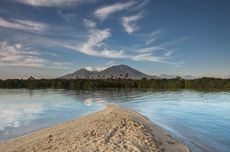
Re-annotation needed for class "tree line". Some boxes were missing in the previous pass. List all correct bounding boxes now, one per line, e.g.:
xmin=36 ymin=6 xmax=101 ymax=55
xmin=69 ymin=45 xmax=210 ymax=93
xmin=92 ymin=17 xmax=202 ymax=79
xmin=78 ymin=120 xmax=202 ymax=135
xmin=0 ymin=77 xmax=230 ymax=90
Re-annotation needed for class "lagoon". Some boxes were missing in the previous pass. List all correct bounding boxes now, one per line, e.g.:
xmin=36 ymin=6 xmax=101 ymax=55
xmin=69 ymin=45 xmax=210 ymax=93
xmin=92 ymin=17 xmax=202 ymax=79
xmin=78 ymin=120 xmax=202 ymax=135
xmin=0 ymin=89 xmax=230 ymax=152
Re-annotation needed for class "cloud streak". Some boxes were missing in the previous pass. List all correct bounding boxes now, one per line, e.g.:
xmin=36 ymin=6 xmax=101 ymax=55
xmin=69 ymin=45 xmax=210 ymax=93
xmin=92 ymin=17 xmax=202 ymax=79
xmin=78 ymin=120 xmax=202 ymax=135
xmin=0 ymin=41 xmax=46 ymax=67
xmin=0 ymin=41 xmax=70 ymax=68
xmin=83 ymin=19 xmax=96 ymax=29
xmin=65 ymin=29 xmax=126 ymax=58
xmin=58 ymin=10 xmax=75 ymax=21
xmin=133 ymin=53 xmax=165 ymax=62
xmin=145 ymin=30 xmax=163 ymax=45
xmin=0 ymin=17 xmax=47 ymax=32
xmin=84 ymin=66 xmax=106 ymax=71
xmin=84 ymin=61 xmax=115 ymax=72
xmin=139 ymin=46 xmax=165 ymax=53
xmin=94 ymin=1 xmax=136 ymax=20
xmin=122 ymin=13 xmax=143 ymax=34
xmin=14 ymin=0 xmax=91 ymax=7
xmin=64 ymin=27 xmax=169 ymax=63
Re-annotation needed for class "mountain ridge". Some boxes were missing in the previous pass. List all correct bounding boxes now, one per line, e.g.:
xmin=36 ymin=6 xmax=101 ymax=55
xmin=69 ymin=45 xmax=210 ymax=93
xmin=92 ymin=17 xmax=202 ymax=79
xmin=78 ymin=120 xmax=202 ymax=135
xmin=59 ymin=64 xmax=198 ymax=80
xmin=59 ymin=64 xmax=158 ymax=80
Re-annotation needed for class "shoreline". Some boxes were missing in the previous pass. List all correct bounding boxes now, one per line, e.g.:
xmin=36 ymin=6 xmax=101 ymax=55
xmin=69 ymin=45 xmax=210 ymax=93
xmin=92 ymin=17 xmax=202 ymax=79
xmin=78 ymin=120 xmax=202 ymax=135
xmin=0 ymin=105 xmax=190 ymax=152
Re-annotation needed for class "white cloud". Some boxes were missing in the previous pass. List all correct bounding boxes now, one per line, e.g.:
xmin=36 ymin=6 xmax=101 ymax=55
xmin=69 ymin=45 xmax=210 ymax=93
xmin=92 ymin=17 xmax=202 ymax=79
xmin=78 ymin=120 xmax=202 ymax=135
xmin=176 ymin=61 xmax=184 ymax=67
xmin=0 ymin=41 xmax=46 ymax=67
xmin=64 ymin=27 xmax=171 ymax=63
xmin=63 ymin=22 xmax=172 ymax=63
xmin=65 ymin=29 xmax=126 ymax=59
xmin=0 ymin=17 xmax=47 ymax=32
xmin=49 ymin=62 xmax=71 ymax=69
xmin=164 ymin=50 xmax=174 ymax=57
xmin=0 ymin=41 xmax=70 ymax=68
xmin=83 ymin=19 xmax=96 ymax=29
xmin=14 ymin=0 xmax=89 ymax=7
xmin=145 ymin=30 xmax=163 ymax=45
xmin=94 ymin=1 xmax=136 ymax=20
xmin=106 ymin=60 xmax=115 ymax=66
xmin=85 ymin=60 xmax=116 ymax=72
xmin=139 ymin=46 xmax=164 ymax=53
xmin=58 ymin=10 xmax=75 ymax=21
xmin=84 ymin=60 xmax=115 ymax=72
xmin=122 ymin=13 xmax=143 ymax=34
xmin=160 ymin=36 xmax=191 ymax=47
xmin=133 ymin=53 xmax=164 ymax=62
xmin=135 ymin=0 xmax=149 ymax=9
xmin=84 ymin=66 xmax=105 ymax=71
xmin=138 ymin=46 xmax=174 ymax=60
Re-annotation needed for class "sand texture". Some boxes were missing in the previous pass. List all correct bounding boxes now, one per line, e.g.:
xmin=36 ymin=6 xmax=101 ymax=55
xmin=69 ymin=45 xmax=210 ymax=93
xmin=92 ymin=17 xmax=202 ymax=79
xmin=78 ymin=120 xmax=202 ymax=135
xmin=0 ymin=105 xmax=190 ymax=152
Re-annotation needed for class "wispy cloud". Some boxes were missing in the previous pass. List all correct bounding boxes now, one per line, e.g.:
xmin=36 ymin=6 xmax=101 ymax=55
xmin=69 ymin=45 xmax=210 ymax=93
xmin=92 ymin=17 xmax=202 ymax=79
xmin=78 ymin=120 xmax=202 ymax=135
xmin=145 ymin=30 xmax=163 ymax=45
xmin=168 ymin=60 xmax=184 ymax=68
xmin=0 ymin=41 xmax=70 ymax=68
xmin=0 ymin=17 xmax=47 ymax=32
xmin=106 ymin=60 xmax=115 ymax=66
xmin=14 ymin=0 xmax=92 ymax=7
xmin=122 ymin=13 xmax=143 ymax=34
xmin=136 ymin=30 xmax=189 ymax=64
xmin=164 ymin=49 xmax=175 ymax=57
xmin=139 ymin=45 xmax=175 ymax=58
xmin=135 ymin=0 xmax=150 ymax=9
xmin=94 ymin=1 xmax=136 ymax=20
xmin=83 ymin=19 xmax=96 ymax=29
xmin=58 ymin=10 xmax=75 ymax=21
xmin=0 ymin=41 xmax=46 ymax=67
xmin=65 ymin=29 xmax=126 ymax=58
xmin=85 ymin=60 xmax=115 ymax=72
xmin=159 ymin=36 xmax=191 ymax=47
xmin=64 ymin=28 xmax=170 ymax=63
xmin=133 ymin=53 xmax=165 ymax=62
xmin=139 ymin=46 xmax=164 ymax=53
xmin=84 ymin=66 xmax=106 ymax=71
xmin=49 ymin=62 xmax=71 ymax=69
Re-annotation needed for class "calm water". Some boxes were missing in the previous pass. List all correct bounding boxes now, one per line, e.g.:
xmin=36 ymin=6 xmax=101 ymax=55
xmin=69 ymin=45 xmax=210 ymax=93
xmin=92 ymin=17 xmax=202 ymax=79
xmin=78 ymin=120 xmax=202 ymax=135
xmin=0 ymin=89 xmax=230 ymax=152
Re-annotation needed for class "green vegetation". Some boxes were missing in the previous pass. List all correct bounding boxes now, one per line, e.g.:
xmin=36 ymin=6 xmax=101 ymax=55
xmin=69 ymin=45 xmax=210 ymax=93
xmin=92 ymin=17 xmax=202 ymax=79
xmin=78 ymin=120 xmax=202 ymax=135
xmin=0 ymin=77 xmax=230 ymax=90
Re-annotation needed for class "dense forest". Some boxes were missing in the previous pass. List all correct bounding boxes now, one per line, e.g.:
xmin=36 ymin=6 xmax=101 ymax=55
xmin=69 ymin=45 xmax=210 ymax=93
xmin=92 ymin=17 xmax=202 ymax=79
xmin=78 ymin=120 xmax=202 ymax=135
xmin=0 ymin=77 xmax=230 ymax=90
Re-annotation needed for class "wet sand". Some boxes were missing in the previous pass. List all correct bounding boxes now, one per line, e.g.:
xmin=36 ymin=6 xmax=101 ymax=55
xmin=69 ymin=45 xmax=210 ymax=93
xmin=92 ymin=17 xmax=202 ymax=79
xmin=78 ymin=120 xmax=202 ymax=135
xmin=0 ymin=105 xmax=189 ymax=152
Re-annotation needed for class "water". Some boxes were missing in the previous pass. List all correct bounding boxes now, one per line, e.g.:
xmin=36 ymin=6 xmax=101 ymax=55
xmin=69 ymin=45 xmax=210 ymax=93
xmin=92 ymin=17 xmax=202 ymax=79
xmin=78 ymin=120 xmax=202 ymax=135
xmin=0 ymin=89 xmax=230 ymax=152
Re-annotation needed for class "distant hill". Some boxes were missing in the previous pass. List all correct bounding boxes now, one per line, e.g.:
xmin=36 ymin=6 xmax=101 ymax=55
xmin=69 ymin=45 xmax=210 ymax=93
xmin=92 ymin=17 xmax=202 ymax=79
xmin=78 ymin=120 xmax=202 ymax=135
xmin=59 ymin=68 xmax=95 ymax=79
xmin=183 ymin=75 xmax=196 ymax=80
xmin=159 ymin=74 xmax=177 ymax=79
xmin=159 ymin=74 xmax=196 ymax=80
xmin=59 ymin=64 xmax=158 ymax=80
xmin=224 ymin=75 xmax=230 ymax=79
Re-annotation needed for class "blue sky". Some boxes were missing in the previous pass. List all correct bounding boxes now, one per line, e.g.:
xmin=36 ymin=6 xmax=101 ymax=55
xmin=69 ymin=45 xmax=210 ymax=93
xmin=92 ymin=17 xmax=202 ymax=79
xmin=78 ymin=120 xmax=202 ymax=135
xmin=0 ymin=0 xmax=230 ymax=79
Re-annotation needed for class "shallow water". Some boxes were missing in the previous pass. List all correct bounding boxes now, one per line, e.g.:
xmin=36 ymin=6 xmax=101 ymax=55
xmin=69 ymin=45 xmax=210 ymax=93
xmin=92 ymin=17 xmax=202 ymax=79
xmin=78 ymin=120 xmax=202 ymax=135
xmin=0 ymin=89 xmax=230 ymax=152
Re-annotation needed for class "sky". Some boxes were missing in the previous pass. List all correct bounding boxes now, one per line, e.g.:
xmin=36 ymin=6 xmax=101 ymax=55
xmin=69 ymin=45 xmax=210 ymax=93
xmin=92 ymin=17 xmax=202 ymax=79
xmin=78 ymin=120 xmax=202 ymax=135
xmin=0 ymin=0 xmax=230 ymax=79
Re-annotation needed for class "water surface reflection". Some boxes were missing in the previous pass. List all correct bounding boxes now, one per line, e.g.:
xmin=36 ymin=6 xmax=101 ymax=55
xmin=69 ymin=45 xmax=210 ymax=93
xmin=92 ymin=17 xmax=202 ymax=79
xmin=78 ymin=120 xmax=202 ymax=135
xmin=0 ymin=89 xmax=230 ymax=152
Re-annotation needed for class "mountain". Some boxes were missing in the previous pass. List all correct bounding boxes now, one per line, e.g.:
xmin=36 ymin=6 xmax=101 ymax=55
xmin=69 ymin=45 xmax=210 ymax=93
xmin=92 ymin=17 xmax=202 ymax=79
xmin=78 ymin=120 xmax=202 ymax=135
xmin=59 ymin=68 xmax=96 ymax=79
xmin=93 ymin=64 xmax=158 ymax=79
xmin=159 ymin=74 xmax=177 ymax=79
xmin=183 ymin=75 xmax=196 ymax=80
xmin=59 ymin=65 xmax=158 ymax=80
xmin=224 ymin=75 xmax=230 ymax=79
xmin=159 ymin=74 xmax=196 ymax=79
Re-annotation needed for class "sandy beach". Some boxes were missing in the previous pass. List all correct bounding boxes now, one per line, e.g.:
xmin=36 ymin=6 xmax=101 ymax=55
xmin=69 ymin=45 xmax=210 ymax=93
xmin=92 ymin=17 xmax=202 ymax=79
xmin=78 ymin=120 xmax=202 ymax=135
xmin=0 ymin=105 xmax=189 ymax=152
